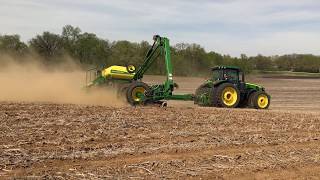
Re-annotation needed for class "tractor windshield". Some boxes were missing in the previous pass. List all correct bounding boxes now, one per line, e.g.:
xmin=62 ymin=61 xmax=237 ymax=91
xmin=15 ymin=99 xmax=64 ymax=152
xmin=223 ymin=69 xmax=239 ymax=81
xmin=211 ymin=68 xmax=241 ymax=81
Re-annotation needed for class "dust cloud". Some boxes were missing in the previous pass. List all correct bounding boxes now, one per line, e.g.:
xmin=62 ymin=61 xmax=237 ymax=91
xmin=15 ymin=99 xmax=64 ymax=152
xmin=0 ymin=55 xmax=125 ymax=106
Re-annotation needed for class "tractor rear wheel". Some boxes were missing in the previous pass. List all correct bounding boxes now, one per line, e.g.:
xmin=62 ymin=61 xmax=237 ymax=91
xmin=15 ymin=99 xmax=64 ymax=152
xmin=214 ymin=83 xmax=240 ymax=108
xmin=252 ymin=91 xmax=270 ymax=109
xmin=126 ymin=81 xmax=150 ymax=106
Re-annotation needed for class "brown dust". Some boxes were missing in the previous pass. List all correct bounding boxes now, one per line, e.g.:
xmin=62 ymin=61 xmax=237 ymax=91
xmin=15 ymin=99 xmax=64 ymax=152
xmin=0 ymin=55 xmax=124 ymax=106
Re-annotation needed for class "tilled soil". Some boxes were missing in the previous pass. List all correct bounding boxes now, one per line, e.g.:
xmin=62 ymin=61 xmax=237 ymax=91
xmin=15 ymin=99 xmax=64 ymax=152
xmin=1 ymin=102 xmax=320 ymax=179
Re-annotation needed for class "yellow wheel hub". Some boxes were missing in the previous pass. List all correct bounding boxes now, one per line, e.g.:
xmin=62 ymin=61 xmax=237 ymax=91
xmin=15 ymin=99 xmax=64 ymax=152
xmin=131 ymin=87 xmax=145 ymax=102
xmin=257 ymin=94 xmax=269 ymax=109
xmin=221 ymin=87 xmax=238 ymax=106
xmin=127 ymin=65 xmax=136 ymax=72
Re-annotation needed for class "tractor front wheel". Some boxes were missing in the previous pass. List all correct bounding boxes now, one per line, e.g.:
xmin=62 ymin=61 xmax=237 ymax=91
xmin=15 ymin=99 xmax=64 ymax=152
xmin=214 ymin=83 xmax=240 ymax=108
xmin=252 ymin=91 xmax=270 ymax=109
xmin=126 ymin=82 xmax=150 ymax=106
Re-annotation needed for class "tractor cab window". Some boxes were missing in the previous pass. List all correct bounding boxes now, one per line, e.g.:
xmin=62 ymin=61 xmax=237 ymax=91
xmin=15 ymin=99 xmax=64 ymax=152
xmin=223 ymin=69 xmax=239 ymax=81
xmin=212 ymin=70 xmax=223 ymax=81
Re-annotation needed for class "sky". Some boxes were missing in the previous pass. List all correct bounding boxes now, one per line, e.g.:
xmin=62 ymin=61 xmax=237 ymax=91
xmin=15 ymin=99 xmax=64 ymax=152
xmin=0 ymin=0 xmax=319 ymax=56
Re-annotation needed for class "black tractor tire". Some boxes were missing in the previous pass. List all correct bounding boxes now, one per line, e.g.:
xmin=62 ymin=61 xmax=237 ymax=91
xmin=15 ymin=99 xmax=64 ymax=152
xmin=246 ymin=92 xmax=256 ymax=108
xmin=238 ymin=91 xmax=255 ymax=108
xmin=126 ymin=81 xmax=150 ymax=106
xmin=252 ymin=91 xmax=271 ymax=109
xmin=237 ymin=98 xmax=248 ymax=108
xmin=213 ymin=83 xmax=240 ymax=108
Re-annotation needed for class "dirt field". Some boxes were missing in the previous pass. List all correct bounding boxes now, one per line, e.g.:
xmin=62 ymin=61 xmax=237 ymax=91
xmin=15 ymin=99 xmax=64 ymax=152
xmin=1 ymin=76 xmax=320 ymax=179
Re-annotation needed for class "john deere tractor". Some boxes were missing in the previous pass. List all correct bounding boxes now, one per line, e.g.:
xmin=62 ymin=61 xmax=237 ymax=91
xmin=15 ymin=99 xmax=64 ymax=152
xmin=86 ymin=35 xmax=270 ymax=109
xmin=194 ymin=66 xmax=270 ymax=109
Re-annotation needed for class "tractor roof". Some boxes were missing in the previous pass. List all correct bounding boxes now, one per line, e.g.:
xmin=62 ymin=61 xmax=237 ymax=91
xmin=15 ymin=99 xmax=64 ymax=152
xmin=211 ymin=66 xmax=241 ymax=71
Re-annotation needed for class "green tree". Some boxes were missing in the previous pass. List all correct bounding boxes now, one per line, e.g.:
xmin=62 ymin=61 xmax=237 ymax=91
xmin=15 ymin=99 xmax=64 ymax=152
xmin=3 ymin=24 xmax=320 ymax=75
xmin=29 ymin=32 xmax=64 ymax=60
xmin=0 ymin=35 xmax=28 ymax=55
xmin=109 ymin=41 xmax=141 ymax=67
xmin=252 ymin=54 xmax=274 ymax=71
xmin=207 ymin=51 xmax=223 ymax=66
xmin=75 ymin=33 xmax=111 ymax=66
xmin=62 ymin=25 xmax=81 ymax=57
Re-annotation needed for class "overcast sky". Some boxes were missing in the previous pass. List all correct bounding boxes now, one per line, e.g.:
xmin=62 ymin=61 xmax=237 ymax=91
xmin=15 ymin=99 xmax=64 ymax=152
xmin=0 ymin=0 xmax=319 ymax=56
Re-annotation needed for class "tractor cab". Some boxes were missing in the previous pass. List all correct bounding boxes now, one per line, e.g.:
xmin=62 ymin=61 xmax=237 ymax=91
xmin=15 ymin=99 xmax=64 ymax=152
xmin=211 ymin=66 xmax=244 ymax=83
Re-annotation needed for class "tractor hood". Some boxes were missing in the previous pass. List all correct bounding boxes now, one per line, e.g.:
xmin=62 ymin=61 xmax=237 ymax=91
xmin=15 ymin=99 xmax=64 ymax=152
xmin=245 ymin=82 xmax=264 ymax=91
xmin=202 ymin=80 xmax=265 ymax=91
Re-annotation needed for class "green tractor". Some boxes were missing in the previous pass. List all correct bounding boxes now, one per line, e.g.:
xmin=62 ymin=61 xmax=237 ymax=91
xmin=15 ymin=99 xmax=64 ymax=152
xmin=86 ymin=35 xmax=270 ymax=109
xmin=194 ymin=66 xmax=270 ymax=109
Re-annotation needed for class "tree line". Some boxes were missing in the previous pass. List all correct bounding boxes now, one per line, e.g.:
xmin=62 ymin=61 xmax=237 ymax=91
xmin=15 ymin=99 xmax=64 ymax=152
xmin=1 ymin=25 xmax=320 ymax=75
